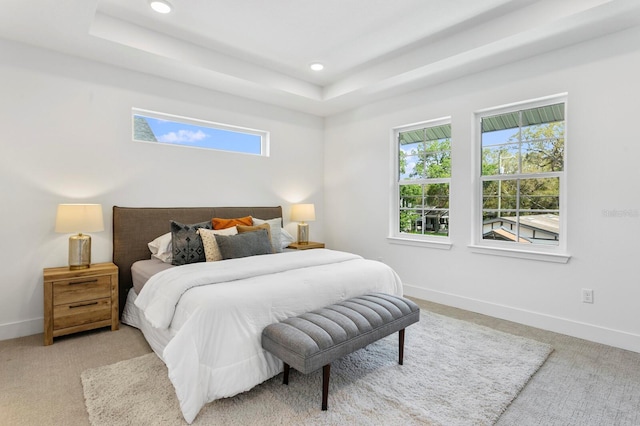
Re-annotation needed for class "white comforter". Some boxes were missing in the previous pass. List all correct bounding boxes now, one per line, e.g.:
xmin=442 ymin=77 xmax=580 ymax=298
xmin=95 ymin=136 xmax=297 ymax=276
xmin=135 ymin=249 xmax=403 ymax=424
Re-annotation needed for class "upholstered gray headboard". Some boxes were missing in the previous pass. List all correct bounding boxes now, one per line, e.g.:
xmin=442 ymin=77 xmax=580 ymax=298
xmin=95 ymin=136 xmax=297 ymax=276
xmin=112 ymin=206 xmax=283 ymax=317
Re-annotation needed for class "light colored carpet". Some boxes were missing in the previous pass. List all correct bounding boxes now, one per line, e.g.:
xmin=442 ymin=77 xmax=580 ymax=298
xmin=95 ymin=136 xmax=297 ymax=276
xmin=81 ymin=310 xmax=552 ymax=425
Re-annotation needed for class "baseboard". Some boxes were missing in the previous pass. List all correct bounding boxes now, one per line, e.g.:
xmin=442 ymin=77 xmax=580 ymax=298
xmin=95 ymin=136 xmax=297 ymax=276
xmin=0 ymin=317 xmax=42 ymax=342
xmin=5 ymin=290 xmax=639 ymax=353
xmin=404 ymin=284 xmax=640 ymax=354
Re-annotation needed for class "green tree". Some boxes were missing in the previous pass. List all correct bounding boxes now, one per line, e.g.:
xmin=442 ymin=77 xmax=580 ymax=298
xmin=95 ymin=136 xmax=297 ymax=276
xmin=399 ymin=185 xmax=421 ymax=232
xmin=482 ymin=121 xmax=563 ymax=217
xmin=521 ymin=121 xmax=564 ymax=173
xmin=409 ymin=139 xmax=451 ymax=179
xmin=400 ymin=138 xmax=451 ymax=234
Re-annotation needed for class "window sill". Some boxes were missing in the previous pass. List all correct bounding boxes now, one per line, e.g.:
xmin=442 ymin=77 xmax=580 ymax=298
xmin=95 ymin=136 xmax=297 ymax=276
xmin=468 ymin=244 xmax=571 ymax=263
xmin=387 ymin=236 xmax=452 ymax=250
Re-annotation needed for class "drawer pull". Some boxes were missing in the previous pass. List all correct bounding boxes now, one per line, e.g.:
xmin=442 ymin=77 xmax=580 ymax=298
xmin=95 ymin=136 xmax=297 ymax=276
xmin=69 ymin=301 xmax=99 ymax=309
xmin=69 ymin=279 xmax=99 ymax=285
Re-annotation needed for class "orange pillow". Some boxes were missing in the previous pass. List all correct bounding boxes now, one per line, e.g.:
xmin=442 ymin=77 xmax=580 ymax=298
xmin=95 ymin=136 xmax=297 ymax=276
xmin=236 ymin=223 xmax=273 ymax=253
xmin=212 ymin=216 xmax=253 ymax=230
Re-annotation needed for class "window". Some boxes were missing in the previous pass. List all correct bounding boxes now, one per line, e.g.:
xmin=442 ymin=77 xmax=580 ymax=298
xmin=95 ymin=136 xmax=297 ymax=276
xmin=132 ymin=108 xmax=269 ymax=156
xmin=474 ymin=95 xmax=567 ymax=261
xmin=392 ymin=118 xmax=451 ymax=243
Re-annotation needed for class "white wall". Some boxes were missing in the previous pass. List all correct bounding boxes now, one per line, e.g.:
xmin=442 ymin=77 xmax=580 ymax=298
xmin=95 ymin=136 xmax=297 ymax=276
xmin=0 ymin=39 xmax=325 ymax=340
xmin=324 ymin=27 xmax=640 ymax=353
xmin=4 ymin=26 xmax=640 ymax=353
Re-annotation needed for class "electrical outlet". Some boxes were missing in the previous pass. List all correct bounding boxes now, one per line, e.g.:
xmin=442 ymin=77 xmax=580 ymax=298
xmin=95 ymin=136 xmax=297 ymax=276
xmin=582 ymin=288 xmax=594 ymax=304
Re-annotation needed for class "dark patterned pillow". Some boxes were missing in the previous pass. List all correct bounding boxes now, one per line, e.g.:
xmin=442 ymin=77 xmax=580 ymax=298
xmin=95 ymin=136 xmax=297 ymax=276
xmin=171 ymin=220 xmax=212 ymax=266
xmin=214 ymin=229 xmax=273 ymax=260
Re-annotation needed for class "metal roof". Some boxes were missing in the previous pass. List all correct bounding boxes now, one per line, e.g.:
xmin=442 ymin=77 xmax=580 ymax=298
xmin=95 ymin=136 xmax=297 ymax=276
xmin=399 ymin=103 xmax=563 ymax=144
xmin=482 ymin=103 xmax=564 ymax=133
xmin=399 ymin=124 xmax=451 ymax=145
xmin=487 ymin=214 xmax=559 ymax=235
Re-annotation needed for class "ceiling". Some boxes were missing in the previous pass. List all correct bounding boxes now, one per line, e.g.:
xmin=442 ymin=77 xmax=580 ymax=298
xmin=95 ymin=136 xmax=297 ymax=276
xmin=1 ymin=0 xmax=640 ymax=116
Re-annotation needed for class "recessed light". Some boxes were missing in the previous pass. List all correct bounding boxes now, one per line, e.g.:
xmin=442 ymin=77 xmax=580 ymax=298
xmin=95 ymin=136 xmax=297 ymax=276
xmin=310 ymin=63 xmax=324 ymax=71
xmin=150 ymin=0 xmax=172 ymax=14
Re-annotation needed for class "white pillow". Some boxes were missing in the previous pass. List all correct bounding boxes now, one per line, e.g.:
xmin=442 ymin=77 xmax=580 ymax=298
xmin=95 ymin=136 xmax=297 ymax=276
xmin=252 ymin=217 xmax=284 ymax=253
xmin=280 ymin=227 xmax=295 ymax=249
xmin=148 ymin=232 xmax=173 ymax=263
xmin=198 ymin=227 xmax=238 ymax=261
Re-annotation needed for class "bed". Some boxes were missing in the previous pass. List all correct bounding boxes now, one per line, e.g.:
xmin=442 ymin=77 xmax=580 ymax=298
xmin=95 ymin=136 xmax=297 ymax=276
xmin=112 ymin=206 xmax=404 ymax=424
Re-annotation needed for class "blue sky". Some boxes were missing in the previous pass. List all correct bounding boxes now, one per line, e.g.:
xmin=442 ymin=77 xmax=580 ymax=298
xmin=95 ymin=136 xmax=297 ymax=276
xmin=138 ymin=115 xmax=263 ymax=155
xmin=481 ymin=128 xmax=518 ymax=146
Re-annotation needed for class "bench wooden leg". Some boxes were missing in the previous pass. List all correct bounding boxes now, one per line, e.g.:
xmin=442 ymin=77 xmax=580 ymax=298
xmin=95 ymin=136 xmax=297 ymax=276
xmin=283 ymin=363 xmax=290 ymax=385
xmin=399 ymin=328 xmax=405 ymax=365
xmin=322 ymin=364 xmax=330 ymax=410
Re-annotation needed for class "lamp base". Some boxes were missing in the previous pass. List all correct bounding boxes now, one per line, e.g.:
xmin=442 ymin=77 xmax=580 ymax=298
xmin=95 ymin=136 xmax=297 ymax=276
xmin=297 ymin=222 xmax=309 ymax=244
xmin=69 ymin=233 xmax=91 ymax=269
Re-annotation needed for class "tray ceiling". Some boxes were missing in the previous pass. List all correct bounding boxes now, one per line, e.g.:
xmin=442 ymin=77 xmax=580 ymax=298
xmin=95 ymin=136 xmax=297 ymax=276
xmin=1 ymin=0 xmax=639 ymax=116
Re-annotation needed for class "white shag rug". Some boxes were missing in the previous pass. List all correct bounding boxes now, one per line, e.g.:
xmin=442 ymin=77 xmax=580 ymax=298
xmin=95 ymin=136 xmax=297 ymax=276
xmin=81 ymin=310 xmax=552 ymax=426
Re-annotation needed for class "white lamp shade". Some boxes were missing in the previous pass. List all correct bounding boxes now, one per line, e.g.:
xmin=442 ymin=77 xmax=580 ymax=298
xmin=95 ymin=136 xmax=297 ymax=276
xmin=291 ymin=204 xmax=316 ymax=222
xmin=55 ymin=204 xmax=104 ymax=234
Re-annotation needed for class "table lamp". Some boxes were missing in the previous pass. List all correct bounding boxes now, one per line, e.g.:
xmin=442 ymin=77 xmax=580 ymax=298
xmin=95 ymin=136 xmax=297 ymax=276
xmin=291 ymin=203 xmax=315 ymax=244
xmin=55 ymin=204 xmax=104 ymax=269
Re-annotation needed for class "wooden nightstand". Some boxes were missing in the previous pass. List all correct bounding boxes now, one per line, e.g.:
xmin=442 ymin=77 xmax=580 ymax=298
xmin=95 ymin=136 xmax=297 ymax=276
xmin=287 ymin=242 xmax=325 ymax=250
xmin=43 ymin=262 xmax=119 ymax=345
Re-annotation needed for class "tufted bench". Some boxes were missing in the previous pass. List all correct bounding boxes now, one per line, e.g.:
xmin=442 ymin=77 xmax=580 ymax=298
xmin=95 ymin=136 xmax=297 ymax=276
xmin=261 ymin=293 xmax=420 ymax=410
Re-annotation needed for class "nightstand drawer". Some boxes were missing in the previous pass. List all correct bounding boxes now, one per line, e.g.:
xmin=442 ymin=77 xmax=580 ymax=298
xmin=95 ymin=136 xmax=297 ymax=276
xmin=52 ymin=275 xmax=111 ymax=305
xmin=53 ymin=298 xmax=111 ymax=330
xmin=44 ymin=262 xmax=119 ymax=345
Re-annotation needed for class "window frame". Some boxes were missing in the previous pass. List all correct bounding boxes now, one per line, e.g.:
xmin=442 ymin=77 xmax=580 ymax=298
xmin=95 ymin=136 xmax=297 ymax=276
xmin=132 ymin=108 xmax=270 ymax=156
xmin=470 ymin=94 xmax=570 ymax=263
xmin=389 ymin=117 xmax=453 ymax=250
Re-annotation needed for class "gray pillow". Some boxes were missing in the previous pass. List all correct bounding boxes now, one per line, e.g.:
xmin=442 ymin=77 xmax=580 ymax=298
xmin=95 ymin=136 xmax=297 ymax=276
xmin=215 ymin=229 xmax=273 ymax=260
xmin=171 ymin=220 xmax=212 ymax=266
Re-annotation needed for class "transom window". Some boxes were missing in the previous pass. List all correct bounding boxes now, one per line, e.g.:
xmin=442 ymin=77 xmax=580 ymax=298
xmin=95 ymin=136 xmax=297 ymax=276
xmin=132 ymin=108 xmax=269 ymax=156
xmin=394 ymin=119 xmax=451 ymax=240
xmin=477 ymin=97 xmax=566 ymax=251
